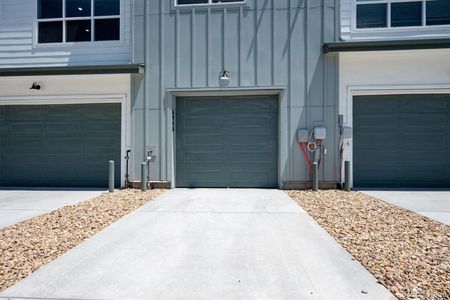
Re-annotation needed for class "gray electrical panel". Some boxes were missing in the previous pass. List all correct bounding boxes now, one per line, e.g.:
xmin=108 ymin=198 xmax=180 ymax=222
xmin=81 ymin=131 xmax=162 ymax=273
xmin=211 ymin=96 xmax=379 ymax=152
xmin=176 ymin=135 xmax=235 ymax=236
xmin=341 ymin=126 xmax=352 ymax=139
xmin=297 ymin=129 xmax=309 ymax=143
xmin=314 ymin=127 xmax=327 ymax=140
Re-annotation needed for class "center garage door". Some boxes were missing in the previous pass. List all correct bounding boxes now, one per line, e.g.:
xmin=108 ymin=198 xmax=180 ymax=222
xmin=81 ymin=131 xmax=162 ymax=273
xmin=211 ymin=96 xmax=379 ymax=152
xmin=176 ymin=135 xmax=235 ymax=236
xmin=0 ymin=103 xmax=121 ymax=187
xmin=353 ymin=94 xmax=450 ymax=188
xmin=176 ymin=96 xmax=278 ymax=188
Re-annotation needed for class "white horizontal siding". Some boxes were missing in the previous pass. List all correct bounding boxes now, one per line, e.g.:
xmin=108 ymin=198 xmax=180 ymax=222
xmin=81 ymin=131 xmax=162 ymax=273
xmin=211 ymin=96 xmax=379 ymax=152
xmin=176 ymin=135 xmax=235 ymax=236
xmin=341 ymin=0 xmax=450 ymax=41
xmin=0 ymin=0 xmax=131 ymax=68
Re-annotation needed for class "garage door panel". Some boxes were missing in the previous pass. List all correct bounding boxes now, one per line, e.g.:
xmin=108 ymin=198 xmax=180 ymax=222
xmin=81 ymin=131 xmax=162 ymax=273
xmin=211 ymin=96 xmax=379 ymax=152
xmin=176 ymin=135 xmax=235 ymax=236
xmin=8 ymin=122 xmax=46 ymax=136
xmin=354 ymin=95 xmax=450 ymax=188
xmin=46 ymin=122 xmax=82 ymax=136
xmin=176 ymin=96 xmax=278 ymax=188
xmin=184 ymin=152 xmax=224 ymax=162
xmin=0 ymin=103 xmax=121 ymax=187
xmin=46 ymin=105 xmax=83 ymax=119
xmin=402 ymin=98 xmax=448 ymax=113
xmin=184 ymin=134 xmax=224 ymax=146
xmin=7 ymin=106 xmax=45 ymax=121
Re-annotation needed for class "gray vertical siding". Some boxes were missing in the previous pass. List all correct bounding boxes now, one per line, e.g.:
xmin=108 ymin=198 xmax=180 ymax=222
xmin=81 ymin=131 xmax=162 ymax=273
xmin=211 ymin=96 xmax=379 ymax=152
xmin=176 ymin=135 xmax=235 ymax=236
xmin=131 ymin=0 xmax=340 ymax=186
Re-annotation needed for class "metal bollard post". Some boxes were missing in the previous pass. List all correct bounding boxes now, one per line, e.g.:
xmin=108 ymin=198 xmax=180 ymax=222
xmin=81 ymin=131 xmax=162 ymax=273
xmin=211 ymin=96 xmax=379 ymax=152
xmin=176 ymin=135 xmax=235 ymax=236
xmin=108 ymin=160 xmax=114 ymax=193
xmin=312 ymin=162 xmax=319 ymax=191
xmin=344 ymin=160 xmax=351 ymax=192
xmin=141 ymin=162 xmax=147 ymax=192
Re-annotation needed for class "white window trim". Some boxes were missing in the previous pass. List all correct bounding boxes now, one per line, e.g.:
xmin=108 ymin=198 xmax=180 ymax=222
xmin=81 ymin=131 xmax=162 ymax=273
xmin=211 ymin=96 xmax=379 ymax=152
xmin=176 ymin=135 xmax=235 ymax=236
xmin=34 ymin=0 xmax=125 ymax=48
xmin=174 ymin=0 xmax=246 ymax=8
xmin=351 ymin=0 xmax=450 ymax=32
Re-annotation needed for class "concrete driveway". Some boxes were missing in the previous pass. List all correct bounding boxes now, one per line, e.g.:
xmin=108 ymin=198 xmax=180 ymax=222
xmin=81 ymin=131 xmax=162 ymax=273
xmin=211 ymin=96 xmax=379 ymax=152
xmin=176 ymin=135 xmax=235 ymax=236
xmin=0 ymin=188 xmax=105 ymax=229
xmin=1 ymin=189 xmax=393 ymax=300
xmin=362 ymin=190 xmax=450 ymax=226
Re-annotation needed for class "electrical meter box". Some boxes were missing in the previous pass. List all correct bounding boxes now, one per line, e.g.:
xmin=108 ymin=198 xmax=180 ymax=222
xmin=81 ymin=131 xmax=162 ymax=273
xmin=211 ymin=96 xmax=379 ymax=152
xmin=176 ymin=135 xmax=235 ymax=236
xmin=297 ymin=129 xmax=309 ymax=143
xmin=341 ymin=126 xmax=352 ymax=139
xmin=314 ymin=127 xmax=327 ymax=140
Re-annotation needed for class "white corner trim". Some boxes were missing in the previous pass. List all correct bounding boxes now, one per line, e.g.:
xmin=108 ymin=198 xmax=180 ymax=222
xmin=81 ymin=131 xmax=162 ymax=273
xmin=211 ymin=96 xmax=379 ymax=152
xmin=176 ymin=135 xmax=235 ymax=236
xmin=0 ymin=93 xmax=130 ymax=188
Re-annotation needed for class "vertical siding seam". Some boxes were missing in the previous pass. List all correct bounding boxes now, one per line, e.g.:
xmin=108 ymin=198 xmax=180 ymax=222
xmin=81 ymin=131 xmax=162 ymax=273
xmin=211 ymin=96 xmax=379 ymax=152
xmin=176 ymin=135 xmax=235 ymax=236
xmin=270 ymin=0 xmax=274 ymax=86
xmin=207 ymin=8 xmax=211 ymax=87
xmin=287 ymin=0 xmax=292 ymax=179
xmin=322 ymin=0 xmax=326 ymax=181
xmin=143 ymin=0 xmax=149 ymax=160
xmin=238 ymin=6 xmax=242 ymax=86
xmin=160 ymin=0 xmax=166 ymax=179
xmin=222 ymin=8 xmax=226 ymax=71
xmin=304 ymin=0 xmax=309 ymax=181
xmin=304 ymin=0 xmax=308 ymax=129
xmin=254 ymin=0 xmax=258 ymax=86
xmin=175 ymin=9 xmax=179 ymax=87
xmin=130 ymin=0 xmax=134 ymax=63
xmin=191 ymin=8 xmax=195 ymax=87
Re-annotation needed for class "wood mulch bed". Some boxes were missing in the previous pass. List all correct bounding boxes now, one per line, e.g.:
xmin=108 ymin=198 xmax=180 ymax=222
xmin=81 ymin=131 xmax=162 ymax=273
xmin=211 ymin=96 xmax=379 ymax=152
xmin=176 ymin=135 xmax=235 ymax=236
xmin=287 ymin=190 xmax=449 ymax=300
xmin=0 ymin=189 xmax=164 ymax=292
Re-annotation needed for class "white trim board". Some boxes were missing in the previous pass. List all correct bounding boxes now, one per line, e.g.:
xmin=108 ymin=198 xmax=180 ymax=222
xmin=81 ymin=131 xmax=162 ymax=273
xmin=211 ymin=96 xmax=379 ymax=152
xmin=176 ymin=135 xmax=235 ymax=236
xmin=0 ymin=93 xmax=130 ymax=188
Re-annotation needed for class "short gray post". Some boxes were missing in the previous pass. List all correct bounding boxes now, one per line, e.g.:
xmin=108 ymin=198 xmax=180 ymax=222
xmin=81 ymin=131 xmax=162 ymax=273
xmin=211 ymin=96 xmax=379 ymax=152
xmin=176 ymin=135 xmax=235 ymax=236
xmin=141 ymin=162 xmax=147 ymax=192
xmin=344 ymin=161 xmax=351 ymax=192
xmin=108 ymin=160 xmax=114 ymax=193
xmin=312 ymin=162 xmax=319 ymax=191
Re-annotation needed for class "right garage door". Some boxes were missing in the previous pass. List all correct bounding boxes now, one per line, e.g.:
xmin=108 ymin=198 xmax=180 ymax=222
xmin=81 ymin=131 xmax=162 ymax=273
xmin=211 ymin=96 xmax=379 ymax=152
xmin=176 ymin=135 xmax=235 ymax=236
xmin=353 ymin=94 xmax=450 ymax=188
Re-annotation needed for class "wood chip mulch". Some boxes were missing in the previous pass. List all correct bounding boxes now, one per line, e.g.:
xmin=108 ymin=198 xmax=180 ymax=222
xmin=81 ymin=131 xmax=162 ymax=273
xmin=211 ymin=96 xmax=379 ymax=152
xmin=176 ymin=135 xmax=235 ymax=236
xmin=0 ymin=189 xmax=164 ymax=292
xmin=287 ymin=190 xmax=449 ymax=300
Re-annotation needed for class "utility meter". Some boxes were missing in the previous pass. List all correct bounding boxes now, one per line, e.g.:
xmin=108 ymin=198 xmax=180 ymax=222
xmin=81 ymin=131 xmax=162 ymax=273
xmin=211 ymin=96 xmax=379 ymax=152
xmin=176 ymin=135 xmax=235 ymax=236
xmin=341 ymin=126 xmax=352 ymax=139
xmin=297 ymin=129 xmax=309 ymax=143
xmin=314 ymin=127 xmax=327 ymax=140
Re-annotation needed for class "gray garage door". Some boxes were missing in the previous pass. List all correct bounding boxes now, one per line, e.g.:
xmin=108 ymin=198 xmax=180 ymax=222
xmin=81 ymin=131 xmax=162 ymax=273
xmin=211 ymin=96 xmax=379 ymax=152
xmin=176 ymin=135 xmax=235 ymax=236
xmin=0 ymin=103 xmax=121 ymax=187
xmin=176 ymin=96 xmax=278 ymax=188
xmin=353 ymin=94 xmax=450 ymax=188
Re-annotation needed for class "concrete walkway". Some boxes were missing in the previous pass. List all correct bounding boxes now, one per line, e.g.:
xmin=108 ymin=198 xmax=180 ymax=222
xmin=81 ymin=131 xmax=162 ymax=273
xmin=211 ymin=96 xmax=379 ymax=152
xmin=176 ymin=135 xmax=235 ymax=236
xmin=0 ymin=189 xmax=105 ymax=229
xmin=362 ymin=190 xmax=450 ymax=226
xmin=1 ymin=189 xmax=393 ymax=300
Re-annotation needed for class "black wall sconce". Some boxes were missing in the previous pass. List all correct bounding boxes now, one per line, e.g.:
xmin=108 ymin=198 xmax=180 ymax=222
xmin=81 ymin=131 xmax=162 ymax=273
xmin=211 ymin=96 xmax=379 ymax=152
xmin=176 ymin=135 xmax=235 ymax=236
xmin=30 ymin=82 xmax=41 ymax=90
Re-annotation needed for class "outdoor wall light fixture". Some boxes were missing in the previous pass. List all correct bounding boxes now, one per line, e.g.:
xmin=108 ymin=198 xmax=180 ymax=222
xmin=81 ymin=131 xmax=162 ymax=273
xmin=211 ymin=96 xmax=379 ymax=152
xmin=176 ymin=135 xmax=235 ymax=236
xmin=220 ymin=70 xmax=230 ymax=81
xmin=220 ymin=70 xmax=230 ymax=87
xmin=30 ymin=82 xmax=41 ymax=90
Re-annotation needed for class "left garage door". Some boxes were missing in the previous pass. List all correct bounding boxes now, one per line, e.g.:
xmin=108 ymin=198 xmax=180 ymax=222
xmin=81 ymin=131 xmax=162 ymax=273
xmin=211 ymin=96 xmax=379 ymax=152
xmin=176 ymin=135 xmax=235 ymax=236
xmin=0 ymin=103 xmax=121 ymax=187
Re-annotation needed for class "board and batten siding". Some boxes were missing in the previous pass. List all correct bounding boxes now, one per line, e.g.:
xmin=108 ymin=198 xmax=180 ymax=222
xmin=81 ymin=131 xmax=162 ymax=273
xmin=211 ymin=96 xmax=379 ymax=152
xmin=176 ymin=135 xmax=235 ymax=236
xmin=130 ymin=0 xmax=340 ymax=187
xmin=0 ymin=0 xmax=132 ymax=68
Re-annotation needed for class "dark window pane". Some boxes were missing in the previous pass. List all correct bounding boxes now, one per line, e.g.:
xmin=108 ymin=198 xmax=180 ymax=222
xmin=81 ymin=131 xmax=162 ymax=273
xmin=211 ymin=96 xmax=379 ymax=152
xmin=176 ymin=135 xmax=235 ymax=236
xmin=94 ymin=0 xmax=120 ymax=16
xmin=94 ymin=18 xmax=120 ymax=41
xmin=356 ymin=4 xmax=387 ymax=28
xmin=427 ymin=0 xmax=450 ymax=26
xmin=391 ymin=2 xmax=422 ymax=27
xmin=38 ymin=21 xmax=63 ymax=43
xmin=212 ymin=0 xmax=244 ymax=3
xmin=67 ymin=20 xmax=91 ymax=42
xmin=66 ymin=0 xmax=91 ymax=17
xmin=38 ymin=0 xmax=62 ymax=19
xmin=177 ymin=0 xmax=208 ymax=4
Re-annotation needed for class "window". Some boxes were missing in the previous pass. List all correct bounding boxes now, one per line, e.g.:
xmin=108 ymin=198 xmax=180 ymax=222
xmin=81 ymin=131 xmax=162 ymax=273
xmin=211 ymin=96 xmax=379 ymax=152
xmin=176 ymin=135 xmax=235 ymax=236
xmin=176 ymin=0 xmax=244 ymax=6
xmin=37 ymin=0 xmax=120 ymax=44
xmin=356 ymin=0 xmax=450 ymax=29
